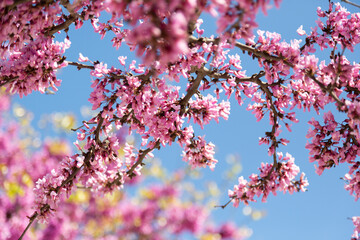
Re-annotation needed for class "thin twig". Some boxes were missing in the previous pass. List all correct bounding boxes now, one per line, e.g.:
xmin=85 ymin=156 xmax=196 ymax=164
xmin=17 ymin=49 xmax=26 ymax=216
xmin=189 ymin=36 xmax=294 ymax=67
xmin=126 ymin=141 xmax=160 ymax=178
xmin=341 ymin=0 xmax=360 ymax=8
xmin=215 ymin=198 xmax=234 ymax=209
xmin=0 ymin=76 xmax=18 ymax=87
xmin=18 ymin=212 xmax=38 ymax=240
xmin=67 ymin=61 xmax=95 ymax=70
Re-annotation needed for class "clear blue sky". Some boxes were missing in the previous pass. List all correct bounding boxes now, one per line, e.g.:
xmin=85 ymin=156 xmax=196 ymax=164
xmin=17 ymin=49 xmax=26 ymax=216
xmin=15 ymin=1 xmax=360 ymax=239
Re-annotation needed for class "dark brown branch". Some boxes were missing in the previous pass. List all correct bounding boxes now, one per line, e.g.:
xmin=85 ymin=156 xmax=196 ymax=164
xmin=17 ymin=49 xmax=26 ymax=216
xmin=234 ymin=42 xmax=291 ymax=66
xmin=18 ymin=212 xmax=38 ymax=240
xmin=179 ymin=66 xmax=265 ymax=116
xmin=0 ymin=76 xmax=18 ymax=87
xmin=201 ymin=67 xmax=265 ymax=84
xmin=179 ymin=69 xmax=205 ymax=115
xmin=60 ymin=165 xmax=82 ymax=188
xmin=189 ymin=36 xmax=294 ymax=67
xmin=45 ymin=13 xmax=78 ymax=36
xmin=215 ymin=197 xmax=234 ymax=209
xmin=253 ymin=78 xmax=280 ymax=172
xmin=307 ymin=73 xmax=344 ymax=108
xmin=126 ymin=141 xmax=160 ymax=178
xmin=341 ymin=0 xmax=360 ymax=8
xmin=67 ymin=61 xmax=95 ymax=70
xmin=94 ymin=116 xmax=104 ymax=144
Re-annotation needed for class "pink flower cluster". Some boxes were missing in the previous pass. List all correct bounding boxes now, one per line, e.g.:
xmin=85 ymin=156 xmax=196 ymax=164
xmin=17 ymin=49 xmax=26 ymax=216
xmin=0 ymin=0 xmax=110 ymax=97
xmin=208 ymin=0 xmax=281 ymax=40
xmin=312 ymin=3 xmax=360 ymax=52
xmin=305 ymin=111 xmax=359 ymax=175
xmin=352 ymin=217 xmax=360 ymax=240
xmin=344 ymin=164 xmax=360 ymax=201
xmin=33 ymin=155 xmax=78 ymax=222
xmin=182 ymin=136 xmax=217 ymax=170
xmin=103 ymin=0 xmax=200 ymax=64
xmin=81 ymin=183 xmax=249 ymax=239
xmin=187 ymin=94 xmax=230 ymax=128
xmin=0 ymin=37 xmax=70 ymax=97
xmin=0 ymin=0 xmax=63 ymax=57
xmin=228 ymin=152 xmax=308 ymax=206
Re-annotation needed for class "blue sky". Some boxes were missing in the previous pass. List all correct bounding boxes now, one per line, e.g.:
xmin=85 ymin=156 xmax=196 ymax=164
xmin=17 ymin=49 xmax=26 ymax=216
xmin=15 ymin=1 xmax=360 ymax=239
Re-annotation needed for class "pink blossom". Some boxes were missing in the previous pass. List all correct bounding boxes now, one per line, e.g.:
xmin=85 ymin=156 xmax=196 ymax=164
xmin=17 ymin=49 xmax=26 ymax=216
xmin=297 ymin=25 xmax=306 ymax=36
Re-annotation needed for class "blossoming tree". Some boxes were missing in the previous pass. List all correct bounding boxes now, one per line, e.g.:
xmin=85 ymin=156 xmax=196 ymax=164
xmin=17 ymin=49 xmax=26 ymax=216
xmin=1 ymin=0 xmax=360 ymax=239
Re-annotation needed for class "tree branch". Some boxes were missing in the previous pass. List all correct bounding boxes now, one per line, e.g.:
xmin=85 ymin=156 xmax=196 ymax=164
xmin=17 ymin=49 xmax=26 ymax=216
xmin=67 ymin=61 xmax=94 ymax=70
xmin=215 ymin=197 xmax=234 ymax=209
xmin=190 ymin=36 xmax=347 ymax=113
xmin=341 ymin=0 xmax=360 ymax=8
xmin=126 ymin=141 xmax=160 ymax=178
xmin=189 ymin=36 xmax=293 ymax=67
xmin=179 ymin=69 xmax=205 ymax=115
xmin=0 ymin=76 xmax=18 ymax=87
xmin=45 ymin=13 xmax=78 ymax=36
xmin=18 ymin=212 xmax=38 ymax=240
xmin=19 ymin=110 xmax=107 ymax=239
xmin=307 ymin=73 xmax=345 ymax=108
xmin=94 ymin=115 xmax=104 ymax=144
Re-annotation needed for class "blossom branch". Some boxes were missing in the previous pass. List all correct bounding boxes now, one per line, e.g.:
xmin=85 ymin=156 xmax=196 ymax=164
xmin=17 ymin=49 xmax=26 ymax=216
xmin=0 ymin=76 xmax=19 ymax=87
xmin=190 ymin=35 xmax=348 ymax=114
xmin=18 ymin=163 xmax=84 ymax=239
xmin=19 ymin=112 xmax=106 ymax=238
xmin=215 ymin=197 xmax=234 ymax=209
xmin=67 ymin=61 xmax=95 ymax=70
xmin=254 ymin=78 xmax=280 ymax=168
xmin=45 ymin=13 xmax=79 ymax=36
xmin=126 ymin=141 xmax=160 ymax=179
xmin=44 ymin=0 xmax=84 ymax=36
xmin=179 ymin=69 xmax=206 ymax=115
xmin=189 ymin=36 xmax=293 ymax=67
xmin=18 ymin=212 xmax=38 ymax=240
xmin=307 ymin=73 xmax=345 ymax=108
